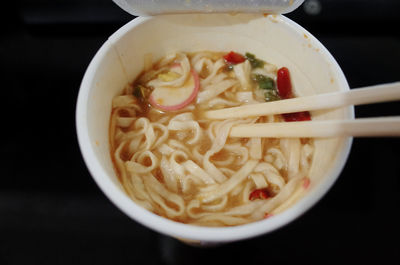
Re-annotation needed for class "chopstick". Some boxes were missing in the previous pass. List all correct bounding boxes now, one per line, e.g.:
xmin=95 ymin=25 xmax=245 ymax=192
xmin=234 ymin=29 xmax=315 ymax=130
xmin=229 ymin=117 xmax=400 ymax=138
xmin=203 ymin=82 xmax=400 ymax=119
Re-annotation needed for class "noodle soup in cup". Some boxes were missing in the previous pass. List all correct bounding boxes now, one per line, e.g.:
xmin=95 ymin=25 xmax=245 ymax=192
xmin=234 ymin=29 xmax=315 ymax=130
xmin=76 ymin=14 xmax=353 ymax=244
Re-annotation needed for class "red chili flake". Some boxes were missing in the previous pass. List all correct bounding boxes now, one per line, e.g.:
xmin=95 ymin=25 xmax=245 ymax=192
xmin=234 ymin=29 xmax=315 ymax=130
xmin=282 ymin=111 xmax=311 ymax=122
xmin=249 ymin=189 xmax=269 ymax=201
xmin=223 ymin=51 xmax=246 ymax=64
xmin=264 ymin=213 xmax=273 ymax=219
xmin=303 ymin=177 xmax=310 ymax=189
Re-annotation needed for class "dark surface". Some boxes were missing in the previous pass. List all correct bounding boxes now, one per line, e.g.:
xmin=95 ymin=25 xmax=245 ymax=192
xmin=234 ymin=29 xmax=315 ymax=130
xmin=1 ymin=1 xmax=399 ymax=264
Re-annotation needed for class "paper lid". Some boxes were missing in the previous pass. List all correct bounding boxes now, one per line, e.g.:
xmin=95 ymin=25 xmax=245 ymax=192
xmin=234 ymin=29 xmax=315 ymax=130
xmin=113 ymin=0 xmax=305 ymax=16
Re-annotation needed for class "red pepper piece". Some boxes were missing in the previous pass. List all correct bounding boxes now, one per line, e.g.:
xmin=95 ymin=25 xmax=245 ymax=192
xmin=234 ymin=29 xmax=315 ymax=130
xmin=282 ymin=111 xmax=311 ymax=122
xmin=223 ymin=51 xmax=246 ymax=64
xmin=249 ymin=189 xmax=269 ymax=201
xmin=277 ymin=67 xmax=293 ymax=99
xmin=277 ymin=67 xmax=312 ymax=122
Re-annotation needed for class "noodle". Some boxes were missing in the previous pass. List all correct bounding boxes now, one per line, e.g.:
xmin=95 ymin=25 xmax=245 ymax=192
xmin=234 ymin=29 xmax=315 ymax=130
xmin=109 ymin=51 xmax=314 ymax=226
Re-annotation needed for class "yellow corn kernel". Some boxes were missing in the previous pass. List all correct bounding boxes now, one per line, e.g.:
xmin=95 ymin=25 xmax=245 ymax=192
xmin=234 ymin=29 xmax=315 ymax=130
xmin=158 ymin=71 xmax=181 ymax=82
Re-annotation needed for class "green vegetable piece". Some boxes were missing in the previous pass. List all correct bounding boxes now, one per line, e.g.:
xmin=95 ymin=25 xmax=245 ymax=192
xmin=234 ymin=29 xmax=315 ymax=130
xmin=264 ymin=90 xmax=280 ymax=102
xmin=252 ymin=74 xmax=280 ymax=102
xmin=245 ymin=52 xmax=265 ymax=68
xmin=254 ymin=74 xmax=275 ymax=90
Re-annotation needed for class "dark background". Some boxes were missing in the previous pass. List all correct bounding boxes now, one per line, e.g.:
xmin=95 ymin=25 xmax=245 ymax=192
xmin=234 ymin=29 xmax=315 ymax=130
xmin=1 ymin=0 xmax=399 ymax=264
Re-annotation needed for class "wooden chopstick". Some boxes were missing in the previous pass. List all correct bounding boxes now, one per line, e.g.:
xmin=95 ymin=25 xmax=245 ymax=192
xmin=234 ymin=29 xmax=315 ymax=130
xmin=203 ymin=82 xmax=400 ymax=120
xmin=229 ymin=117 xmax=400 ymax=138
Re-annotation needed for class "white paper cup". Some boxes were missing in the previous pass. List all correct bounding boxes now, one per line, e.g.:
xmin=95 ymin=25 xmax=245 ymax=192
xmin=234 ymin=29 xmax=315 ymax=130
xmin=76 ymin=14 xmax=353 ymax=244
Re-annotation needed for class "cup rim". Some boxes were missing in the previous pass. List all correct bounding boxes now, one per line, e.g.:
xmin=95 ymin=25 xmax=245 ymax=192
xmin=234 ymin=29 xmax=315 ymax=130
xmin=76 ymin=14 xmax=354 ymax=242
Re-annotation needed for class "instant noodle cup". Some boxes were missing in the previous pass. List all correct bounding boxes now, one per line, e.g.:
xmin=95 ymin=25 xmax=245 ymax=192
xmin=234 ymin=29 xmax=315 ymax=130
xmin=76 ymin=14 xmax=353 ymax=245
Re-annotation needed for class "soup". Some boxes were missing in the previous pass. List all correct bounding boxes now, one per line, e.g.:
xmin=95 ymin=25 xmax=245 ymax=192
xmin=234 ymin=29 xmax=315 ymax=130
xmin=109 ymin=51 xmax=313 ymax=226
